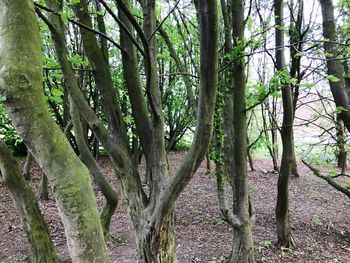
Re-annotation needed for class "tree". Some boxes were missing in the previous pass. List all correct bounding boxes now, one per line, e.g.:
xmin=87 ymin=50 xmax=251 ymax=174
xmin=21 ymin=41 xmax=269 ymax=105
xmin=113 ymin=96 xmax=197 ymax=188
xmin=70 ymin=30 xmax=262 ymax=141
xmin=227 ymin=0 xmax=255 ymax=260
xmin=37 ymin=0 xmax=218 ymax=261
xmin=41 ymin=0 xmax=119 ymax=238
xmin=0 ymin=1 xmax=110 ymax=261
xmin=319 ymin=0 xmax=350 ymax=132
xmin=274 ymin=0 xmax=296 ymax=247
xmin=214 ymin=0 xmax=255 ymax=261
xmin=0 ymin=141 xmax=59 ymax=262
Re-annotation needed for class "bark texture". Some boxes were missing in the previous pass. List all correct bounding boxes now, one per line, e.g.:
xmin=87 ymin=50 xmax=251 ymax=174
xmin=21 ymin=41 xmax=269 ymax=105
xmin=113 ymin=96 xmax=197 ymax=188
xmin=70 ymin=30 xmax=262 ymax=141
xmin=70 ymin=98 xmax=118 ymax=237
xmin=335 ymin=116 xmax=347 ymax=171
xmin=39 ymin=173 xmax=49 ymax=201
xmin=23 ymin=150 xmax=33 ymax=180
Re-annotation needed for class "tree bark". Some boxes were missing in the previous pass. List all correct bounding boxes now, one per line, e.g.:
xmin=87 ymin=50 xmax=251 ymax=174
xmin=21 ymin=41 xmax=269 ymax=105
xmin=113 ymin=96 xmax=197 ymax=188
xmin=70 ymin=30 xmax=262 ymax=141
xmin=0 ymin=1 xmax=110 ymax=261
xmin=0 ymin=141 xmax=59 ymax=263
xmin=274 ymin=0 xmax=296 ymax=247
xmin=137 ymin=212 xmax=177 ymax=263
xmin=289 ymin=0 xmax=305 ymax=178
xmin=117 ymin=0 xmax=153 ymax=164
xmin=23 ymin=150 xmax=33 ymax=180
xmin=335 ymin=116 xmax=347 ymax=171
xmin=39 ymin=173 xmax=49 ymax=201
xmin=319 ymin=0 xmax=350 ymax=132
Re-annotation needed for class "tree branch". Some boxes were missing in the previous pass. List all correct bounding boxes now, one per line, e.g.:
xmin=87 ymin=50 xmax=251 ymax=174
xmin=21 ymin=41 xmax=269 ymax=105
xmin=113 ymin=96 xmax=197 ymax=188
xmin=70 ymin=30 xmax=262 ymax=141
xmin=34 ymin=1 xmax=126 ymax=53
xmin=303 ymin=160 xmax=350 ymax=198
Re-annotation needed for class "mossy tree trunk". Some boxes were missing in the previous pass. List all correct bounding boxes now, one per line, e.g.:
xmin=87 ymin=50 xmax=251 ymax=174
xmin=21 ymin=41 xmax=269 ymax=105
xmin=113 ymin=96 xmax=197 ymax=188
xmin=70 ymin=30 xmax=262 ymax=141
xmin=70 ymin=98 xmax=119 ymax=237
xmin=0 ymin=1 xmax=110 ymax=262
xmin=0 ymin=141 xmax=59 ymax=263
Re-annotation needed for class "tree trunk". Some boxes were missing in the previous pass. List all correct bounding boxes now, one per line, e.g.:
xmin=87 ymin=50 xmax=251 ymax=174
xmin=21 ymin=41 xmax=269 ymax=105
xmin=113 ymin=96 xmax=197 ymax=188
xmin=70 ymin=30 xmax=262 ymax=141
xmin=335 ymin=116 xmax=348 ymax=171
xmin=117 ymin=0 xmax=153 ymax=160
xmin=137 ymin=213 xmax=176 ymax=263
xmin=0 ymin=2 xmax=110 ymax=261
xmin=319 ymin=0 xmax=350 ymax=132
xmin=213 ymin=89 xmax=235 ymax=224
xmin=229 ymin=224 xmax=255 ymax=263
xmin=23 ymin=150 xmax=33 ymax=180
xmin=289 ymin=0 xmax=305 ymax=178
xmin=261 ymin=102 xmax=279 ymax=171
xmin=248 ymin=150 xmax=255 ymax=172
xmin=0 ymin=141 xmax=59 ymax=263
xmin=39 ymin=173 xmax=49 ymax=201
xmin=73 ymin=0 xmax=128 ymax=146
xmin=70 ymin=98 xmax=118 ymax=237
xmin=291 ymin=134 xmax=300 ymax=178
xmin=206 ymin=151 xmax=211 ymax=173
xmin=222 ymin=0 xmax=255 ymax=261
xmin=274 ymin=0 xmax=296 ymax=247
xmin=132 ymin=132 xmax=140 ymax=166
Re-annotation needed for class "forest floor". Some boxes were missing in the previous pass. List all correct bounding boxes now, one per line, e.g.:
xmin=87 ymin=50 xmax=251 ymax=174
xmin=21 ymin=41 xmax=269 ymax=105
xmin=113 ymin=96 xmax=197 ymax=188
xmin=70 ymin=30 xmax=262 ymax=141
xmin=0 ymin=152 xmax=350 ymax=263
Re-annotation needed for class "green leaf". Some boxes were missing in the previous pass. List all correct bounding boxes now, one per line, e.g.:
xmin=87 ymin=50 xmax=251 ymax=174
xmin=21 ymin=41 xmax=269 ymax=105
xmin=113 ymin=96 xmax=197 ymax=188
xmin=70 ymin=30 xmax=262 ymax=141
xmin=327 ymin=75 xmax=340 ymax=83
xmin=72 ymin=0 xmax=81 ymax=4
xmin=51 ymin=88 xmax=63 ymax=97
xmin=51 ymin=96 xmax=63 ymax=104
xmin=335 ymin=106 xmax=347 ymax=113
xmin=59 ymin=11 xmax=68 ymax=24
xmin=294 ymin=51 xmax=304 ymax=58
xmin=247 ymin=16 xmax=253 ymax=30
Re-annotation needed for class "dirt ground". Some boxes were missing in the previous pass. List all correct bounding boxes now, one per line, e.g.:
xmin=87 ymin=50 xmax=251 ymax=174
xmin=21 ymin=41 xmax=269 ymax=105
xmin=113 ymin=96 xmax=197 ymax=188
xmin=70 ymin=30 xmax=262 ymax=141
xmin=0 ymin=152 xmax=349 ymax=262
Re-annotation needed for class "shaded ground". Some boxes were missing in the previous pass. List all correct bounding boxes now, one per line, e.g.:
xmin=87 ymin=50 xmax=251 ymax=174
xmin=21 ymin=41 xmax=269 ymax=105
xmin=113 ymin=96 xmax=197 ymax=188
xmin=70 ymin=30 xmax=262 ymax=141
xmin=0 ymin=152 xmax=349 ymax=262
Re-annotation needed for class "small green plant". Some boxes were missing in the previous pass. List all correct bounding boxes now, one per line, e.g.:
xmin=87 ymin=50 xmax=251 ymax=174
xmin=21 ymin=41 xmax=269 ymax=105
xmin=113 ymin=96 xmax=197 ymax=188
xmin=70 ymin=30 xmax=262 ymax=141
xmin=215 ymin=218 xmax=223 ymax=226
xmin=311 ymin=218 xmax=323 ymax=228
xmin=258 ymin=240 xmax=272 ymax=253
xmin=175 ymin=137 xmax=191 ymax=151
